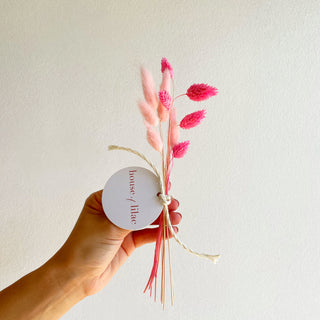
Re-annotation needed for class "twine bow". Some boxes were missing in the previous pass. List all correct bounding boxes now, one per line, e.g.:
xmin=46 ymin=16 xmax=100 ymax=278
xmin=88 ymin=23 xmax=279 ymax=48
xmin=108 ymin=145 xmax=220 ymax=263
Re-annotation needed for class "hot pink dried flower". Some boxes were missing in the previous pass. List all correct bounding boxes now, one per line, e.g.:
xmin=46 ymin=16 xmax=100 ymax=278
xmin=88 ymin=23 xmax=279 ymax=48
xmin=172 ymin=141 xmax=190 ymax=159
xmin=186 ymin=83 xmax=218 ymax=101
xmin=140 ymin=67 xmax=158 ymax=109
xmin=159 ymin=90 xmax=171 ymax=110
xmin=161 ymin=57 xmax=174 ymax=78
xmin=138 ymin=100 xmax=159 ymax=127
xmin=146 ymin=125 xmax=163 ymax=152
xmin=169 ymin=107 xmax=179 ymax=147
xmin=180 ymin=110 xmax=206 ymax=129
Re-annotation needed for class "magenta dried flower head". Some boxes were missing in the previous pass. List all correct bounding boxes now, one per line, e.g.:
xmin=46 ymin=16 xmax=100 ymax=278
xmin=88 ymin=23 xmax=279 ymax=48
xmin=161 ymin=57 xmax=174 ymax=78
xmin=172 ymin=141 xmax=190 ymax=159
xmin=186 ymin=83 xmax=218 ymax=101
xmin=180 ymin=110 xmax=206 ymax=129
xmin=159 ymin=90 xmax=171 ymax=110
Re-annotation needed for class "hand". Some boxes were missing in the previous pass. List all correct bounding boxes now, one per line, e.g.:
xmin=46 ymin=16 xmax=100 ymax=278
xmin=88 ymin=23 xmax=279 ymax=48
xmin=50 ymin=190 xmax=181 ymax=296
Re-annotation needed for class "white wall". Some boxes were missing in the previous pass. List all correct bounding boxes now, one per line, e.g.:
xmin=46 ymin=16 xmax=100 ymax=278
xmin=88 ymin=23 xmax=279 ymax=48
xmin=1 ymin=1 xmax=319 ymax=319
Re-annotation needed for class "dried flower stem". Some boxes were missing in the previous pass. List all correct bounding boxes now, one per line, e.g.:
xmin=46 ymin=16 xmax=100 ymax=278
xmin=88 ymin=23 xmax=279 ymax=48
xmin=167 ymin=78 xmax=176 ymax=306
xmin=165 ymin=78 xmax=175 ymax=189
xmin=161 ymin=212 xmax=166 ymax=308
xmin=159 ymin=122 xmax=166 ymax=180
xmin=166 ymin=222 xmax=174 ymax=305
xmin=158 ymin=76 xmax=177 ymax=308
xmin=159 ymin=120 xmax=169 ymax=308
xmin=173 ymin=93 xmax=186 ymax=101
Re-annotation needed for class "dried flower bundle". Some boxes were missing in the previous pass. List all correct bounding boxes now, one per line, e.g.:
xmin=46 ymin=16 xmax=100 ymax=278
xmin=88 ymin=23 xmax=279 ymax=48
xmin=136 ymin=58 xmax=218 ymax=307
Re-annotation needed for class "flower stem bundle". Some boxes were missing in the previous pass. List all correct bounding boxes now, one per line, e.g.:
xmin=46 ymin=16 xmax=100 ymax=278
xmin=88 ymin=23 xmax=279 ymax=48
xmin=137 ymin=58 xmax=219 ymax=307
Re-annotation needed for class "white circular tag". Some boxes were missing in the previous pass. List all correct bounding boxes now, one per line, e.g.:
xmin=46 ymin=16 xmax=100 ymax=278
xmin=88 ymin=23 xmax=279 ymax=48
xmin=102 ymin=166 xmax=163 ymax=230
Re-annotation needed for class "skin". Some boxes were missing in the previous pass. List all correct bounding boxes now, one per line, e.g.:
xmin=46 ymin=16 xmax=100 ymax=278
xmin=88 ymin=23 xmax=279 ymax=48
xmin=0 ymin=190 xmax=181 ymax=320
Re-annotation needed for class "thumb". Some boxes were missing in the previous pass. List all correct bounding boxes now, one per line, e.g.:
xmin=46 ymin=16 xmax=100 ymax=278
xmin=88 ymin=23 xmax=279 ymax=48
xmin=83 ymin=190 xmax=130 ymax=240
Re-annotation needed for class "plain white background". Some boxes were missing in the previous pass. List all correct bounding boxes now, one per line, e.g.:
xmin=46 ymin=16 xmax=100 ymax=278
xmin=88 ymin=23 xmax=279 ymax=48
xmin=0 ymin=1 xmax=319 ymax=319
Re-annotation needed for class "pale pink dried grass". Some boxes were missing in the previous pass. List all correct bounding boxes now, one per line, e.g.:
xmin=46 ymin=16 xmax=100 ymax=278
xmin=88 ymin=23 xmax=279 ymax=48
xmin=157 ymin=102 xmax=169 ymax=122
xmin=140 ymin=67 xmax=158 ymax=109
xmin=146 ymin=125 xmax=163 ymax=152
xmin=138 ymin=100 xmax=159 ymax=127
xmin=160 ymin=69 xmax=171 ymax=93
xmin=169 ymin=107 xmax=179 ymax=147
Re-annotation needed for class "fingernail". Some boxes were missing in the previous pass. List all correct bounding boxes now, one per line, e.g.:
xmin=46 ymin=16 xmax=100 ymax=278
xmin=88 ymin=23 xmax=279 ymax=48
xmin=173 ymin=226 xmax=179 ymax=233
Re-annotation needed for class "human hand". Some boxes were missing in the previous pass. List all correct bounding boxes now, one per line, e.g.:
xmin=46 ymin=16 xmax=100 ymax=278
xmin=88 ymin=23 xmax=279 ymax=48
xmin=50 ymin=190 xmax=181 ymax=297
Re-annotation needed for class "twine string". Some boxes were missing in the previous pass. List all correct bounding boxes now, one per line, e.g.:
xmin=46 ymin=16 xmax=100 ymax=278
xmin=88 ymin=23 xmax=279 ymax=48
xmin=108 ymin=145 xmax=220 ymax=263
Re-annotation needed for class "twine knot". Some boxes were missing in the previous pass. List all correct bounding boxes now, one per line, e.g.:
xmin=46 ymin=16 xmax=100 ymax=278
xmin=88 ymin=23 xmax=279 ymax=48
xmin=158 ymin=193 xmax=172 ymax=206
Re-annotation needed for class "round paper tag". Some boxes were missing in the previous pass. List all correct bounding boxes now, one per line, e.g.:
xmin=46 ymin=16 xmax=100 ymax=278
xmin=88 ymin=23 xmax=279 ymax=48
xmin=102 ymin=166 xmax=163 ymax=230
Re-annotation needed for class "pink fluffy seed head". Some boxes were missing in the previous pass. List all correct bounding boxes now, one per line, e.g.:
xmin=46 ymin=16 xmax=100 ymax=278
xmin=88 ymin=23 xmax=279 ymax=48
xmin=138 ymin=100 xmax=159 ymax=127
xmin=158 ymin=90 xmax=171 ymax=110
xmin=161 ymin=57 xmax=174 ymax=78
xmin=180 ymin=110 xmax=206 ymax=129
xmin=146 ymin=126 xmax=163 ymax=152
xmin=160 ymin=69 xmax=171 ymax=92
xmin=157 ymin=101 xmax=169 ymax=122
xmin=186 ymin=83 xmax=218 ymax=101
xmin=172 ymin=141 xmax=190 ymax=159
xmin=140 ymin=66 xmax=158 ymax=109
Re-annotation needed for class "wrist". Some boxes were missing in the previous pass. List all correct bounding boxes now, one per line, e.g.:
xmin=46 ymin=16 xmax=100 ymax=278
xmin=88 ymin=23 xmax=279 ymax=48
xmin=30 ymin=256 xmax=89 ymax=319
xmin=43 ymin=256 xmax=88 ymax=304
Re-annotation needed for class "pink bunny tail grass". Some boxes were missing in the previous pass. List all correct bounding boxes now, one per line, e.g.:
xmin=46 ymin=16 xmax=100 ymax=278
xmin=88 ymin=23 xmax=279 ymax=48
xmin=138 ymin=100 xmax=159 ymax=127
xmin=157 ymin=101 xmax=169 ymax=122
xmin=158 ymin=90 xmax=171 ymax=110
xmin=180 ymin=109 xmax=206 ymax=129
xmin=186 ymin=83 xmax=218 ymax=101
xmin=161 ymin=57 xmax=173 ymax=78
xmin=140 ymin=66 xmax=158 ymax=109
xmin=146 ymin=126 xmax=163 ymax=152
xmin=169 ymin=107 xmax=179 ymax=147
xmin=172 ymin=141 xmax=190 ymax=159
xmin=160 ymin=69 xmax=171 ymax=92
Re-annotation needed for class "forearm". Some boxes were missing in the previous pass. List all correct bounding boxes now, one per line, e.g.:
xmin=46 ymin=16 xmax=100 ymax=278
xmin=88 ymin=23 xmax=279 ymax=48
xmin=0 ymin=259 xmax=86 ymax=320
